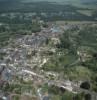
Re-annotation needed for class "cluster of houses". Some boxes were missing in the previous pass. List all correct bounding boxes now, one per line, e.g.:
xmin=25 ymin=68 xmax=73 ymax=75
xmin=0 ymin=23 xmax=65 ymax=100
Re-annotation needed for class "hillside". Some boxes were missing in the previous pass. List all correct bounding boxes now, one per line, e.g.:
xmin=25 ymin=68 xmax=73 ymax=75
xmin=0 ymin=0 xmax=97 ymax=100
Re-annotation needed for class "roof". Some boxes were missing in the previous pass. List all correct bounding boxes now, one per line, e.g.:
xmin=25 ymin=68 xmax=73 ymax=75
xmin=43 ymin=96 xmax=50 ymax=100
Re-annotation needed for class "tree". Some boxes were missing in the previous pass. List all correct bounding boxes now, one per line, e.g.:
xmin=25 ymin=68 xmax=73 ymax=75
xmin=85 ymin=94 xmax=91 ymax=100
xmin=80 ymin=81 xmax=90 ymax=90
xmin=62 ymin=92 xmax=73 ymax=100
xmin=59 ymin=31 xmax=71 ymax=49
xmin=73 ymin=93 xmax=84 ymax=100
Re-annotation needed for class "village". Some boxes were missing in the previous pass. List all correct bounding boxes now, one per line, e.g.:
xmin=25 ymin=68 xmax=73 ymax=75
xmin=0 ymin=21 xmax=97 ymax=100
